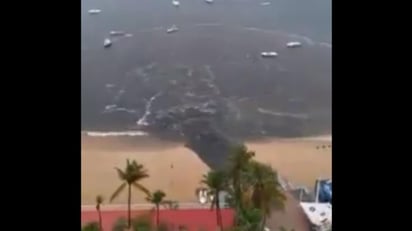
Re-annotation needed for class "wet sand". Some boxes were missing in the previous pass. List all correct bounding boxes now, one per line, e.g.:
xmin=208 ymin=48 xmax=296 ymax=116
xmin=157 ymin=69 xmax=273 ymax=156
xmin=81 ymin=135 xmax=331 ymax=205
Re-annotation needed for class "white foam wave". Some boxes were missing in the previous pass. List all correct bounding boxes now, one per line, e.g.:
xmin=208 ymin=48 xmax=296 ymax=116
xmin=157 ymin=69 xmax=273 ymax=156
xmin=241 ymin=27 xmax=331 ymax=47
xmin=260 ymin=2 xmax=271 ymax=6
xmin=105 ymin=83 xmax=116 ymax=89
xmin=204 ymin=65 xmax=221 ymax=95
xmin=288 ymin=33 xmax=314 ymax=45
xmin=84 ymin=131 xmax=148 ymax=137
xmin=257 ymin=108 xmax=308 ymax=119
xmin=136 ymin=92 xmax=162 ymax=126
xmin=194 ymin=23 xmax=222 ymax=27
xmin=102 ymin=104 xmax=137 ymax=114
xmin=319 ymin=42 xmax=332 ymax=48
xmin=113 ymin=89 xmax=125 ymax=102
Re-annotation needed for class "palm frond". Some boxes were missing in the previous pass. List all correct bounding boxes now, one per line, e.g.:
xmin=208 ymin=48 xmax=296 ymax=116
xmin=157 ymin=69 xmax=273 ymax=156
xmin=110 ymin=182 xmax=127 ymax=202
xmin=115 ymin=167 xmax=126 ymax=180
xmin=96 ymin=195 xmax=104 ymax=204
xmin=132 ymin=182 xmax=150 ymax=196
xmin=135 ymin=170 xmax=149 ymax=180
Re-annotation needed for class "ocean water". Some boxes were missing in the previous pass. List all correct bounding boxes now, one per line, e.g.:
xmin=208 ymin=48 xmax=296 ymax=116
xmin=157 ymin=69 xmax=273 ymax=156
xmin=81 ymin=0 xmax=331 ymax=138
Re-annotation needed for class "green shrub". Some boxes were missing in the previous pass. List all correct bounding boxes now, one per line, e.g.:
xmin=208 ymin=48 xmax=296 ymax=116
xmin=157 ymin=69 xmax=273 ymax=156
xmin=278 ymin=227 xmax=295 ymax=231
xmin=157 ymin=223 xmax=169 ymax=231
xmin=132 ymin=214 xmax=153 ymax=231
xmin=82 ymin=222 xmax=100 ymax=231
xmin=112 ymin=217 xmax=127 ymax=231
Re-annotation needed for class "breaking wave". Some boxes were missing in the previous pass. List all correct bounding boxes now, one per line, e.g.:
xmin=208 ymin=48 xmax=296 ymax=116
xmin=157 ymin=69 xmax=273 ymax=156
xmin=83 ymin=131 xmax=149 ymax=137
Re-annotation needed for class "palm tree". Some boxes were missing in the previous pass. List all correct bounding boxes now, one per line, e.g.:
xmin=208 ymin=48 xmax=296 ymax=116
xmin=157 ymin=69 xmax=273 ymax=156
xmin=226 ymin=145 xmax=255 ymax=224
xmin=247 ymin=161 xmax=286 ymax=231
xmin=96 ymin=195 xmax=104 ymax=231
xmin=202 ymin=170 xmax=227 ymax=231
xmin=146 ymin=190 xmax=166 ymax=228
xmin=110 ymin=159 xmax=150 ymax=229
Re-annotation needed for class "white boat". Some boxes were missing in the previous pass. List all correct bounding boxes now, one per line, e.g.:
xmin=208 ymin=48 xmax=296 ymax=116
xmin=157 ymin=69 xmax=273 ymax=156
xmin=110 ymin=31 xmax=125 ymax=36
xmin=205 ymin=0 xmax=214 ymax=4
xmin=88 ymin=9 xmax=101 ymax=15
xmin=172 ymin=0 xmax=180 ymax=7
xmin=261 ymin=52 xmax=278 ymax=57
xmin=260 ymin=2 xmax=271 ymax=6
xmin=286 ymin=41 xmax=302 ymax=48
xmin=167 ymin=25 xmax=179 ymax=33
xmin=103 ymin=38 xmax=112 ymax=48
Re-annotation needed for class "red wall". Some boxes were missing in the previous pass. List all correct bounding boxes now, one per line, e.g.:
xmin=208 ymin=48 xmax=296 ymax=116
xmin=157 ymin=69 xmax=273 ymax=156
xmin=82 ymin=208 xmax=235 ymax=231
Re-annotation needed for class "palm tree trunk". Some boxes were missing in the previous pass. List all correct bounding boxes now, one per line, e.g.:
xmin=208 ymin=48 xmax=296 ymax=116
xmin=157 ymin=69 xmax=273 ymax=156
xmin=216 ymin=193 xmax=223 ymax=231
xmin=233 ymin=176 xmax=242 ymax=226
xmin=260 ymin=215 xmax=267 ymax=231
xmin=128 ymin=184 xmax=132 ymax=229
xmin=98 ymin=208 xmax=103 ymax=231
xmin=156 ymin=204 xmax=160 ymax=228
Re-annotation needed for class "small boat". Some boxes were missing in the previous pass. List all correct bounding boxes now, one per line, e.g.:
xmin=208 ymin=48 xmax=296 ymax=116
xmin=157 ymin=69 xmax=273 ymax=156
xmin=205 ymin=0 xmax=214 ymax=4
xmin=110 ymin=31 xmax=125 ymax=36
xmin=88 ymin=9 xmax=101 ymax=15
xmin=166 ymin=25 xmax=179 ymax=33
xmin=103 ymin=38 xmax=112 ymax=48
xmin=286 ymin=41 xmax=302 ymax=48
xmin=260 ymin=2 xmax=271 ymax=6
xmin=172 ymin=0 xmax=180 ymax=7
xmin=261 ymin=52 xmax=278 ymax=57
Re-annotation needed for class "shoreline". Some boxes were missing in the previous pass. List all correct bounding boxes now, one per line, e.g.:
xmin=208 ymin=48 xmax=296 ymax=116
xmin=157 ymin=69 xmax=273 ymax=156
xmin=82 ymin=131 xmax=331 ymax=143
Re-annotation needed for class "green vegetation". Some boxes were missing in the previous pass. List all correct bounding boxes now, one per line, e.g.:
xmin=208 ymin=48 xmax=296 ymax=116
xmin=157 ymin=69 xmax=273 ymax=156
xmin=201 ymin=170 xmax=227 ymax=231
xmin=131 ymin=214 xmax=153 ymax=231
xmin=84 ymin=144 xmax=289 ymax=231
xmin=112 ymin=217 xmax=127 ymax=231
xmin=82 ymin=222 xmax=100 ymax=231
xmin=278 ymin=227 xmax=295 ymax=231
xmin=219 ymin=145 xmax=286 ymax=231
xmin=146 ymin=190 xmax=167 ymax=228
xmin=110 ymin=159 xmax=150 ymax=229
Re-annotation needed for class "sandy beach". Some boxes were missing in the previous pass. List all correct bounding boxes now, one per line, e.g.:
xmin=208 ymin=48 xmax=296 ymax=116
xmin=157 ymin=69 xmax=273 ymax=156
xmin=81 ymin=135 xmax=331 ymax=205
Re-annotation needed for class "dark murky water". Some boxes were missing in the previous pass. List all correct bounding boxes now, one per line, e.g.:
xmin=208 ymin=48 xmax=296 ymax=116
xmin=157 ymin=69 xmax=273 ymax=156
xmin=81 ymin=0 xmax=331 ymax=138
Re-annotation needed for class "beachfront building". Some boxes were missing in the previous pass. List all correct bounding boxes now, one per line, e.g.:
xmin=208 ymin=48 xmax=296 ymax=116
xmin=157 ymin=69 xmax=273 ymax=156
xmin=300 ymin=179 xmax=332 ymax=231
xmin=300 ymin=202 xmax=332 ymax=231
